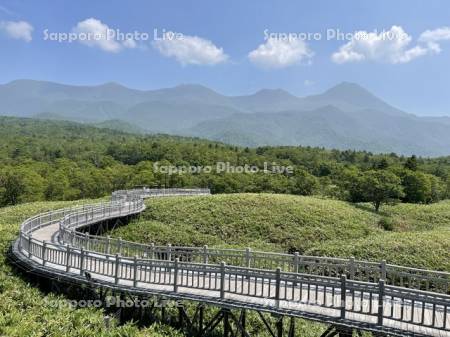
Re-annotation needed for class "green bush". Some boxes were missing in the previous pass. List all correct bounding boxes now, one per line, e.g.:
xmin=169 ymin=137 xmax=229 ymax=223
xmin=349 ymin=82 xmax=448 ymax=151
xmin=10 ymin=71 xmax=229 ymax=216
xmin=378 ymin=217 xmax=394 ymax=231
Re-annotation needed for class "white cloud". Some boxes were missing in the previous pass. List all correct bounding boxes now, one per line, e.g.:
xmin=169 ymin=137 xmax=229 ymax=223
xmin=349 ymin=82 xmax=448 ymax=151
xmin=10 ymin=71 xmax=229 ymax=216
xmin=418 ymin=26 xmax=450 ymax=54
xmin=0 ymin=20 xmax=33 ymax=42
xmin=248 ymin=38 xmax=313 ymax=69
xmin=72 ymin=18 xmax=136 ymax=53
xmin=419 ymin=27 xmax=450 ymax=42
xmin=332 ymin=26 xmax=434 ymax=64
xmin=152 ymin=32 xmax=228 ymax=66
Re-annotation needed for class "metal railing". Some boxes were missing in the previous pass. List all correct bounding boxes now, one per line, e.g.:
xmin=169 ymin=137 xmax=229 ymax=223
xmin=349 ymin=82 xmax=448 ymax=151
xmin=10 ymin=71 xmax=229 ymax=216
xmin=14 ymin=188 xmax=450 ymax=336
xmin=55 ymin=188 xmax=450 ymax=295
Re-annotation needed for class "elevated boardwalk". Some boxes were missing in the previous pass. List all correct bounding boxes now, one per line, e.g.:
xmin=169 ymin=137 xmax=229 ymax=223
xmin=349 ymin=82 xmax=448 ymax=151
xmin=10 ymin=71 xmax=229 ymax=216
xmin=10 ymin=188 xmax=450 ymax=337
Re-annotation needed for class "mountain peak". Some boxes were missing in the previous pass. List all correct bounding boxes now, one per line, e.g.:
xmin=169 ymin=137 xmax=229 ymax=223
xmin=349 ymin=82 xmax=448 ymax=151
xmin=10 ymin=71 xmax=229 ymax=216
xmin=324 ymin=82 xmax=372 ymax=97
xmin=311 ymin=81 xmax=404 ymax=115
xmin=174 ymin=83 xmax=214 ymax=91
xmin=252 ymin=88 xmax=298 ymax=99
xmin=99 ymin=81 xmax=126 ymax=88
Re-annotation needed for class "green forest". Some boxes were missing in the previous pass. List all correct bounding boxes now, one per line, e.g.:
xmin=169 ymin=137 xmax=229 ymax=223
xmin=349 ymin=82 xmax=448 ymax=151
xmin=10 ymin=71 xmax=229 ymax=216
xmin=1 ymin=116 xmax=450 ymax=211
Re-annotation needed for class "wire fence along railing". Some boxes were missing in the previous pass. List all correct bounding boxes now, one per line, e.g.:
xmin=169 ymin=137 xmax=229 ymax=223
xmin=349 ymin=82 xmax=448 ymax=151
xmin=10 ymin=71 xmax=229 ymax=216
xmin=20 ymin=188 xmax=450 ymax=295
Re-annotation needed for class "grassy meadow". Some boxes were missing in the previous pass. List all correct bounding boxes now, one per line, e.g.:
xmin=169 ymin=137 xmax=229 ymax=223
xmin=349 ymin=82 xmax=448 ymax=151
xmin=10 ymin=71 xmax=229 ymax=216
xmin=111 ymin=193 xmax=450 ymax=271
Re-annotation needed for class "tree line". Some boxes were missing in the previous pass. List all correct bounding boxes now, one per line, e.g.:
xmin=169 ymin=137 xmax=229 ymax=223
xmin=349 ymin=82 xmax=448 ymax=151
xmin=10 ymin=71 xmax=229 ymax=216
xmin=1 ymin=117 xmax=450 ymax=211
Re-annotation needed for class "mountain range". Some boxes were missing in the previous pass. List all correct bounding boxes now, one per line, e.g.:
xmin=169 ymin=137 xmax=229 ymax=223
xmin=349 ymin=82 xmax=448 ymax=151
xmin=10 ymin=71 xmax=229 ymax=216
xmin=1 ymin=79 xmax=450 ymax=156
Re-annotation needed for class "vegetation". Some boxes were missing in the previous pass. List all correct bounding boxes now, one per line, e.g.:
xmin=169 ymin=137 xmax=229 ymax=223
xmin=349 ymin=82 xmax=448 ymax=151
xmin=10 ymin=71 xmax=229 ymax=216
xmin=2 ymin=107 xmax=449 ymax=336
xmin=2 ymin=185 xmax=448 ymax=335
xmin=0 ymin=200 xmax=183 ymax=336
xmin=0 ymin=199 xmax=326 ymax=336
xmin=111 ymin=194 xmax=450 ymax=271
xmin=1 ymin=116 xmax=450 ymax=212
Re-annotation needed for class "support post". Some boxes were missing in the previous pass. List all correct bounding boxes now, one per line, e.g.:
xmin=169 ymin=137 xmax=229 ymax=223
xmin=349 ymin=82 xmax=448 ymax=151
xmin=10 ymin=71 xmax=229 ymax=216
xmin=276 ymin=316 xmax=283 ymax=337
xmin=288 ymin=316 xmax=295 ymax=337
xmin=241 ymin=310 xmax=246 ymax=337
xmin=198 ymin=305 xmax=204 ymax=337
xmin=223 ymin=309 xmax=230 ymax=337
xmin=178 ymin=306 xmax=183 ymax=329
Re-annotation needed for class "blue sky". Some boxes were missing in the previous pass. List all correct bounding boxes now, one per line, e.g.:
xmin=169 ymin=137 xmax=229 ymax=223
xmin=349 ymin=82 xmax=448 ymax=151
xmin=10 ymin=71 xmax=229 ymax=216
xmin=1 ymin=0 xmax=450 ymax=115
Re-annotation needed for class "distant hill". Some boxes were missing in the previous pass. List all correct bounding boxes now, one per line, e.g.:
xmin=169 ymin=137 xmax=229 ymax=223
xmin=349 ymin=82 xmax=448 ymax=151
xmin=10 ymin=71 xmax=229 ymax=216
xmin=1 ymin=79 xmax=450 ymax=156
xmin=188 ymin=106 xmax=450 ymax=155
xmin=93 ymin=119 xmax=146 ymax=134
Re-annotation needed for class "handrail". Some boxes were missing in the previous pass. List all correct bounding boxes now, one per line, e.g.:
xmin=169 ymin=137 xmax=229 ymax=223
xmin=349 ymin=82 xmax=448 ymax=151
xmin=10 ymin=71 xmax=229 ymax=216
xmin=13 ymin=188 xmax=450 ymax=336
xmin=54 ymin=190 xmax=450 ymax=295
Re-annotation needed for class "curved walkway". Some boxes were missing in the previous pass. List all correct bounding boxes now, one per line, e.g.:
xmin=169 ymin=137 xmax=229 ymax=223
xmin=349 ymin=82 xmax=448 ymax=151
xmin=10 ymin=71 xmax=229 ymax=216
xmin=11 ymin=188 xmax=450 ymax=337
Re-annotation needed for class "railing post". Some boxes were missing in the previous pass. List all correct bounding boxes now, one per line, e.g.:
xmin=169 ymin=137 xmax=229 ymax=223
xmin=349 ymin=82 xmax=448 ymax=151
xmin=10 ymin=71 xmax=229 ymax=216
xmin=106 ymin=235 xmax=111 ymax=254
xmin=133 ymin=256 xmax=138 ymax=287
xmin=377 ymin=279 xmax=385 ymax=326
xmin=79 ymin=248 xmax=85 ymax=275
xmin=275 ymin=267 xmax=281 ymax=309
xmin=293 ymin=252 xmax=300 ymax=286
xmin=349 ymin=257 xmax=355 ymax=279
xmin=174 ymin=258 xmax=179 ymax=293
xmin=42 ymin=241 xmax=47 ymax=266
xmin=380 ymin=260 xmax=387 ymax=281
xmin=220 ymin=261 xmax=226 ymax=299
xmin=167 ymin=243 xmax=172 ymax=261
xmin=118 ymin=237 xmax=122 ymax=255
xmin=150 ymin=243 xmax=155 ymax=260
xmin=66 ymin=244 xmax=71 ymax=272
xmin=203 ymin=245 xmax=209 ymax=264
xmin=245 ymin=247 xmax=252 ymax=268
xmin=115 ymin=254 xmax=120 ymax=284
xmin=28 ymin=236 xmax=32 ymax=258
xmin=18 ymin=233 xmax=22 ymax=251
xmin=85 ymin=232 xmax=89 ymax=250
xmin=293 ymin=252 xmax=300 ymax=273
xmin=340 ymin=275 xmax=347 ymax=319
